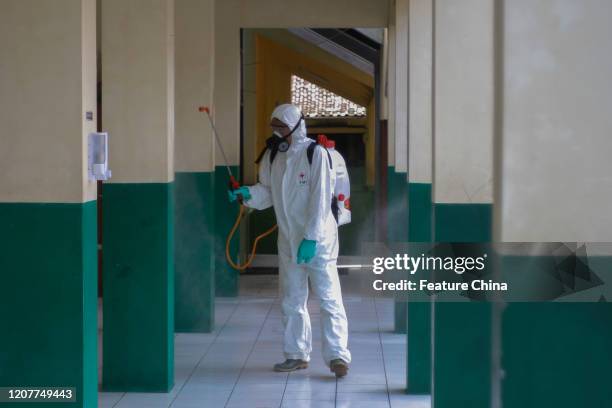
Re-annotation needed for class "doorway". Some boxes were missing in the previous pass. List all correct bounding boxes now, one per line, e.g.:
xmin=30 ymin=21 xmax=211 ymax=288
xmin=240 ymin=27 xmax=383 ymax=265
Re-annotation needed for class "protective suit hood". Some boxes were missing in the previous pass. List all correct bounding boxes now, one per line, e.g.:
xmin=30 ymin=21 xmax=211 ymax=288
xmin=271 ymin=104 xmax=309 ymax=149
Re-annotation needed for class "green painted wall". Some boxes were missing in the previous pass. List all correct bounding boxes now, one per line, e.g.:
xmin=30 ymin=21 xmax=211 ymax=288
xmin=502 ymin=302 xmax=612 ymax=407
xmin=408 ymin=183 xmax=432 ymax=242
xmin=339 ymin=166 xmax=375 ymax=255
xmin=102 ymin=183 xmax=174 ymax=392
xmin=388 ymin=166 xmax=409 ymax=334
xmin=433 ymin=203 xmax=492 ymax=408
xmin=0 ymin=202 xmax=98 ymax=408
xmin=406 ymin=302 xmax=431 ymax=395
xmin=393 ymin=300 xmax=408 ymax=334
xmin=434 ymin=204 xmax=492 ymax=243
xmin=214 ymin=166 xmax=239 ymax=296
xmin=174 ymin=172 xmax=215 ymax=332
xmin=247 ymin=207 xmax=278 ymax=255
xmin=387 ymin=166 xmax=409 ymax=243
xmin=406 ymin=182 xmax=432 ymax=395
xmin=499 ymin=255 xmax=612 ymax=407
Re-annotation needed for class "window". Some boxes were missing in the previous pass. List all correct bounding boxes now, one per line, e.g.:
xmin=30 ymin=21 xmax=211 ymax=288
xmin=290 ymin=75 xmax=367 ymax=118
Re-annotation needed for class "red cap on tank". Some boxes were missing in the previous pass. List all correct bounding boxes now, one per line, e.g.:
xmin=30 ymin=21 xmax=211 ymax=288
xmin=317 ymin=134 xmax=335 ymax=148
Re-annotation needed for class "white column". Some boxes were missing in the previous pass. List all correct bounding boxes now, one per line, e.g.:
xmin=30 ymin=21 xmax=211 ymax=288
xmin=175 ymin=0 xmax=215 ymax=173
xmin=497 ymin=0 xmax=612 ymax=241
xmin=394 ymin=0 xmax=409 ymax=174
xmin=102 ymin=0 xmax=175 ymax=184
xmin=214 ymin=0 xmax=240 ymax=167
xmin=0 ymin=0 xmax=97 ymax=203
xmin=408 ymin=0 xmax=433 ymax=185
xmin=433 ymin=0 xmax=494 ymax=205
xmin=387 ymin=4 xmax=397 ymax=168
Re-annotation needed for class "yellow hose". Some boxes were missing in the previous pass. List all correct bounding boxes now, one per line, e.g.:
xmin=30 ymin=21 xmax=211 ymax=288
xmin=226 ymin=204 xmax=278 ymax=272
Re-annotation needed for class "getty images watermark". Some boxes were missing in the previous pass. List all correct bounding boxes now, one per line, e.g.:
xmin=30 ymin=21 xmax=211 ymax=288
xmin=359 ymin=242 xmax=610 ymax=302
xmin=370 ymin=252 xmax=508 ymax=293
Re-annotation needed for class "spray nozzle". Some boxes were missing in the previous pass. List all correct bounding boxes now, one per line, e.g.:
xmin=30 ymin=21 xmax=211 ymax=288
xmin=229 ymin=175 xmax=240 ymax=190
xmin=228 ymin=175 xmax=243 ymax=204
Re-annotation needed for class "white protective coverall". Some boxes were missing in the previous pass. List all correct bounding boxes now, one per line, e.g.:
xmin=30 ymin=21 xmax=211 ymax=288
xmin=245 ymin=104 xmax=352 ymax=366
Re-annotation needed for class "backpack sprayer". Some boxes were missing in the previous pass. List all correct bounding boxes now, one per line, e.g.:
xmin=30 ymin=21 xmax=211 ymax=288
xmin=198 ymin=106 xmax=278 ymax=272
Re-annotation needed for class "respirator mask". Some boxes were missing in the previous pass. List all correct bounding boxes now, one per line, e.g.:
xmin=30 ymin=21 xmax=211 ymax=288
xmin=265 ymin=114 xmax=304 ymax=154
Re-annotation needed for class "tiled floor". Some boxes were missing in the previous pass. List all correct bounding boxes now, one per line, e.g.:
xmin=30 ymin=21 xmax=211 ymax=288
xmin=99 ymin=275 xmax=431 ymax=408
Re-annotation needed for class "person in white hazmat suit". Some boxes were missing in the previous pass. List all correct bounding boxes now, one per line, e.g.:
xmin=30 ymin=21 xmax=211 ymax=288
xmin=228 ymin=104 xmax=351 ymax=377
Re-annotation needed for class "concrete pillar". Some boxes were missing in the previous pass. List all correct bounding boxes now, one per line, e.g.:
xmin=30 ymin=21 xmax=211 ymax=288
xmin=0 ymin=0 xmax=98 ymax=406
xmin=431 ymin=1 xmax=494 ymax=407
xmin=406 ymin=0 xmax=434 ymax=395
xmin=213 ymin=0 xmax=241 ymax=296
xmin=387 ymin=5 xmax=396 ymax=204
xmin=387 ymin=0 xmax=410 ymax=335
xmin=174 ymin=0 xmax=216 ymax=333
xmin=242 ymin=29 xmax=258 ymax=186
xmin=496 ymin=1 xmax=612 ymax=406
xmin=386 ymin=0 xmax=397 ymax=228
xmin=394 ymin=0 xmax=411 ymax=333
xmin=394 ymin=0 xmax=409 ymax=180
xmin=101 ymin=0 xmax=175 ymax=391
xmin=408 ymin=0 xmax=433 ymax=244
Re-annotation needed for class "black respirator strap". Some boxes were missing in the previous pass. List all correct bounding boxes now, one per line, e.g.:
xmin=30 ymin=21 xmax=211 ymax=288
xmin=254 ymin=145 xmax=268 ymax=165
xmin=284 ymin=114 xmax=304 ymax=139
xmin=254 ymin=114 xmax=305 ymax=165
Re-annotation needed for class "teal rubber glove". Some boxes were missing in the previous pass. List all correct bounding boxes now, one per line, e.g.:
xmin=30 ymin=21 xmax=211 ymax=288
xmin=297 ymin=239 xmax=317 ymax=264
xmin=228 ymin=186 xmax=251 ymax=202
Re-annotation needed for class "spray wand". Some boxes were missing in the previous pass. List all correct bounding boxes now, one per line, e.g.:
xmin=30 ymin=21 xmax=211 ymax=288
xmin=198 ymin=106 xmax=277 ymax=271
xmin=198 ymin=106 xmax=241 ymax=196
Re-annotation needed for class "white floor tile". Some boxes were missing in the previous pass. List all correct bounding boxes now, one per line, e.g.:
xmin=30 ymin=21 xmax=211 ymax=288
xmin=113 ymin=392 xmax=175 ymax=408
xmin=98 ymin=392 xmax=124 ymax=408
xmin=337 ymin=383 xmax=388 ymax=393
xmin=226 ymin=391 xmax=282 ymax=408
xmin=337 ymin=391 xmax=391 ymax=402
xmin=170 ymin=388 xmax=232 ymax=407
xmin=390 ymin=394 xmax=431 ymax=408
xmin=284 ymin=381 xmax=336 ymax=393
xmin=336 ymin=401 xmax=391 ymax=408
xmin=281 ymin=400 xmax=335 ymax=408
xmin=282 ymin=389 xmax=335 ymax=401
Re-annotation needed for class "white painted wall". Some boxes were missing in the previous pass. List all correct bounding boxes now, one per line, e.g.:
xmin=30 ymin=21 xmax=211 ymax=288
xmin=81 ymin=0 xmax=97 ymax=201
xmin=433 ymin=0 xmax=494 ymax=204
xmin=394 ymin=0 xmax=409 ymax=174
xmin=0 ymin=0 xmax=97 ymax=203
xmin=213 ymin=0 xmax=240 ymax=167
xmin=239 ymin=0 xmax=388 ymax=28
xmin=408 ymin=0 xmax=432 ymax=184
xmin=175 ymin=0 xmax=215 ymax=172
xmin=497 ymin=0 xmax=612 ymax=241
xmin=380 ymin=28 xmax=390 ymax=122
xmin=102 ymin=0 xmax=175 ymax=183
xmin=387 ymin=3 xmax=396 ymax=167
xmin=211 ymin=0 xmax=389 ymax=168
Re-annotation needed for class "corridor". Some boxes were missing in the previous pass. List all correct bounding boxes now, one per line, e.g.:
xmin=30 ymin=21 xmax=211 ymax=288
xmin=3 ymin=1 xmax=612 ymax=407
xmin=99 ymin=275 xmax=430 ymax=408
